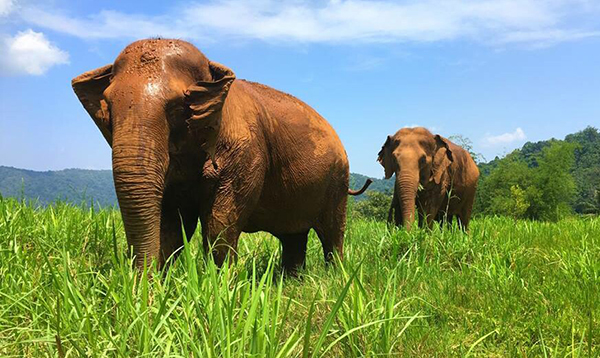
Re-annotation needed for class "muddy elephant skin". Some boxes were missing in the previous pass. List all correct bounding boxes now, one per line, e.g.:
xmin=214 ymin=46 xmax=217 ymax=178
xmin=378 ymin=127 xmax=479 ymax=230
xmin=72 ymin=39 xmax=371 ymax=273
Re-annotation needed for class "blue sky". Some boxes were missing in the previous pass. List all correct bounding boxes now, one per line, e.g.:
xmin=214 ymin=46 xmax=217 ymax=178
xmin=0 ymin=0 xmax=599 ymax=177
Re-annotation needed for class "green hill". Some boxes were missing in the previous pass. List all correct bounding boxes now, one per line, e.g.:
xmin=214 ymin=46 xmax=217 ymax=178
xmin=0 ymin=166 xmax=389 ymax=206
xmin=0 ymin=166 xmax=116 ymax=207
xmin=349 ymin=173 xmax=393 ymax=194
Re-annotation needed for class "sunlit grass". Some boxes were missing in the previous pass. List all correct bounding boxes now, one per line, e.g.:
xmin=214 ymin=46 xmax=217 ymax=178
xmin=0 ymin=198 xmax=598 ymax=356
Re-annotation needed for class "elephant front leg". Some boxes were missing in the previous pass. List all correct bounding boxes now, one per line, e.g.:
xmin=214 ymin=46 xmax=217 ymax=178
xmin=198 ymin=157 xmax=263 ymax=267
xmin=159 ymin=193 xmax=199 ymax=268
xmin=417 ymin=197 xmax=440 ymax=230
xmin=388 ymin=190 xmax=397 ymax=225
xmin=201 ymin=215 xmax=242 ymax=267
xmin=389 ymin=190 xmax=403 ymax=227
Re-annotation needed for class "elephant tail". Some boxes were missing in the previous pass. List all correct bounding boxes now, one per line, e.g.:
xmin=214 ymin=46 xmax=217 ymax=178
xmin=348 ymin=179 xmax=373 ymax=196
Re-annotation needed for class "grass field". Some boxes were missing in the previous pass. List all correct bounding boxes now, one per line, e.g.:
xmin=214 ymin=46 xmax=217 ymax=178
xmin=0 ymin=198 xmax=598 ymax=357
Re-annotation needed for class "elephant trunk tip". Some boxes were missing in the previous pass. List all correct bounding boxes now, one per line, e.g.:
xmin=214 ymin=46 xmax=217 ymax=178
xmin=348 ymin=178 xmax=373 ymax=196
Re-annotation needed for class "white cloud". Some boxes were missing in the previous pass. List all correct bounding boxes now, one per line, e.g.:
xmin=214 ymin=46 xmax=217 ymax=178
xmin=0 ymin=29 xmax=69 ymax=75
xmin=483 ymin=127 xmax=526 ymax=146
xmin=14 ymin=0 xmax=600 ymax=46
xmin=19 ymin=8 xmax=192 ymax=40
xmin=499 ymin=29 xmax=600 ymax=47
xmin=0 ymin=0 xmax=15 ymax=17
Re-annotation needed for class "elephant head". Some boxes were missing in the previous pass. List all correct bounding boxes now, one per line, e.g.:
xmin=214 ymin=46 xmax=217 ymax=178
xmin=71 ymin=39 xmax=235 ymax=267
xmin=377 ymin=127 xmax=453 ymax=230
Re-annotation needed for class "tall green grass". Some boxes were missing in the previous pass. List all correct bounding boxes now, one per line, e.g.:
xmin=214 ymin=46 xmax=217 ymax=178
xmin=0 ymin=197 xmax=598 ymax=356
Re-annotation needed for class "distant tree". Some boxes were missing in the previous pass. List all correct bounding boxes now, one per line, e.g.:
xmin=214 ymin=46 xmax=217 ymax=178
xmin=492 ymin=185 xmax=530 ymax=220
xmin=532 ymin=141 xmax=577 ymax=220
xmin=475 ymin=152 xmax=535 ymax=218
xmin=475 ymin=141 xmax=576 ymax=221
xmin=565 ymin=126 xmax=600 ymax=214
xmin=498 ymin=127 xmax=597 ymax=214
xmin=520 ymin=139 xmax=557 ymax=167
xmin=594 ymin=188 xmax=600 ymax=214
xmin=448 ymin=135 xmax=485 ymax=164
xmin=353 ymin=190 xmax=392 ymax=221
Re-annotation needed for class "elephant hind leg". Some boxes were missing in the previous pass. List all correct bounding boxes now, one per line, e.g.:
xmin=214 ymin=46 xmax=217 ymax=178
xmin=315 ymin=196 xmax=347 ymax=265
xmin=457 ymin=208 xmax=472 ymax=231
xmin=457 ymin=192 xmax=476 ymax=231
xmin=276 ymin=231 xmax=309 ymax=275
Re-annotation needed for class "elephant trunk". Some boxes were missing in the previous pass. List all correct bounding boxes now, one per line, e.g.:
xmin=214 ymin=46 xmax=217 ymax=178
xmin=111 ymin=108 xmax=170 ymax=269
xmin=396 ymin=171 xmax=419 ymax=230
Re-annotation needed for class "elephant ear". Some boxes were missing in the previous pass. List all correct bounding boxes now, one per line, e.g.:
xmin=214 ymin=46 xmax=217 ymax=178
xmin=185 ymin=61 xmax=236 ymax=160
xmin=72 ymin=64 xmax=113 ymax=146
xmin=432 ymin=134 xmax=454 ymax=185
xmin=378 ymin=135 xmax=396 ymax=179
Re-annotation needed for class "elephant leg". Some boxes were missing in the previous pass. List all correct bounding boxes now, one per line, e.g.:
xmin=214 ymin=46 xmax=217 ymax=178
xmin=159 ymin=205 xmax=198 ymax=268
xmin=388 ymin=191 xmax=398 ymax=225
xmin=425 ymin=207 xmax=440 ymax=229
xmin=445 ymin=215 xmax=454 ymax=228
xmin=158 ymin=187 xmax=199 ymax=268
xmin=200 ymin=214 xmax=242 ymax=267
xmin=427 ymin=212 xmax=438 ymax=229
xmin=199 ymin=186 xmax=249 ymax=267
xmin=457 ymin=193 xmax=475 ymax=231
xmin=392 ymin=194 xmax=403 ymax=227
xmin=394 ymin=203 xmax=403 ymax=226
xmin=416 ymin=199 xmax=435 ymax=229
xmin=417 ymin=202 xmax=434 ymax=229
xmin=315 ymin=196 xmax=347 ymax=264
xmin=417 ymin=207 xmax=425 ymax=228
xmin=422 ymin=211 xmax=434 ymax=229
xmin=457 ymin=215 xmax=469 ymax=231
xmin=159 ymin=207 xmax=183 ymax=268
xmin=276 ymin=231 xmax=309 ymax=275
xmin=435 ymin=195 xmax=448 ymax=225
xmin=429 ymin=195 xmax=452 ymax=229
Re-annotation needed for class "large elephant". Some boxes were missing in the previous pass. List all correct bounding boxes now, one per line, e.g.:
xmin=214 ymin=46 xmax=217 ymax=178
xmin=377 ymin=127 xmax=479 ymax=230
xmin=72 ymin=39 xmax=372 ymax=273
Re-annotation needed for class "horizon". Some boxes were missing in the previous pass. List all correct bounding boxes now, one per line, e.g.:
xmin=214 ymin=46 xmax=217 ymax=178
xmin=1 ymin=0 xmax=600 ymax=177
xmin=0 ymin=123 xmax=596 ymax=178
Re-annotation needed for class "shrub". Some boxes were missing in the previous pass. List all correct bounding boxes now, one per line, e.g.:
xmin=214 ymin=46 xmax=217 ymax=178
xmin=352 ymin=190 xmax=392 ymax=221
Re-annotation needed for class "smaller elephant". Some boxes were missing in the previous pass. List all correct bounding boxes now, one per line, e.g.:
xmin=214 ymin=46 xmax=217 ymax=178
xmin=377 ymin=127 xmax=479 ymax=230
